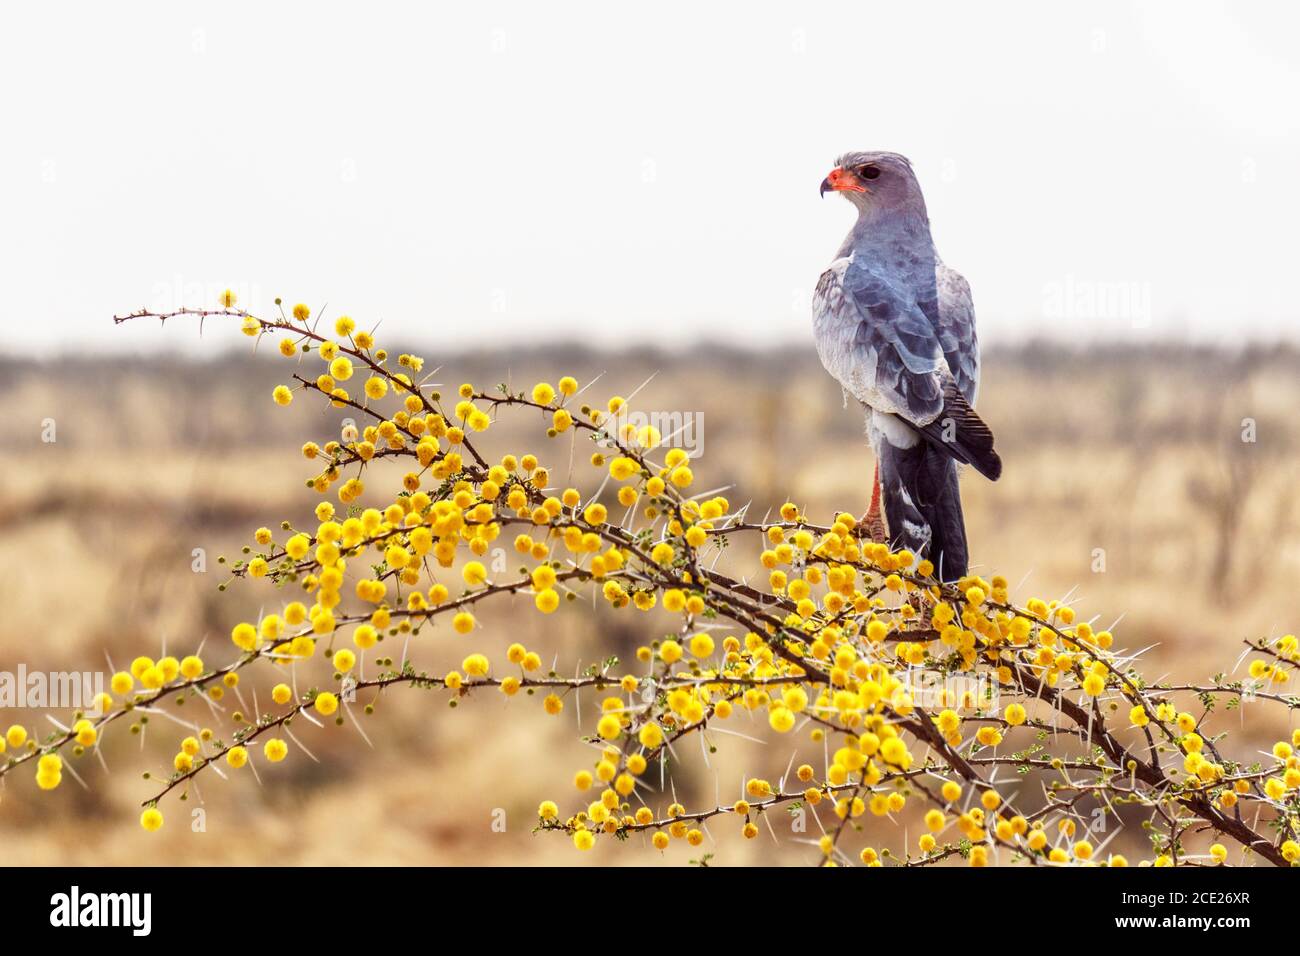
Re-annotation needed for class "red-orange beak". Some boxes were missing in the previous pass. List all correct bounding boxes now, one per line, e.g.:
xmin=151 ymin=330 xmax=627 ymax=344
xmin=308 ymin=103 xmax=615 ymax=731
xmin=820 ymin=166 xmax=867 ymax=197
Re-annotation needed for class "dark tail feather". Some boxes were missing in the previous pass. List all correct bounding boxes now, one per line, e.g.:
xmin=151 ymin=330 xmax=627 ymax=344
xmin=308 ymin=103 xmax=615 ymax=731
xmin=923 ymin=448 xmax=969 ymax=581
xmin=917 ymin=377 xmax=1002 ymax=481
xmin=879 ymin=441 xmax=969 ymax=582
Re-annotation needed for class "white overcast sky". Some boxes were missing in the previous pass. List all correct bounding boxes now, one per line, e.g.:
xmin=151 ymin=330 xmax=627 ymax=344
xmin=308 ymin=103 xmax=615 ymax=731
xmin=2 ymin=1 xmax=1298 ymax=356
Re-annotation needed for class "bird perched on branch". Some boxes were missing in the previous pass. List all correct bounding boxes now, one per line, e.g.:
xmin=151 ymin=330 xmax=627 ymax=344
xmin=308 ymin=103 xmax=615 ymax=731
xmin=812 ymin=151 xmax=1000 ymax=581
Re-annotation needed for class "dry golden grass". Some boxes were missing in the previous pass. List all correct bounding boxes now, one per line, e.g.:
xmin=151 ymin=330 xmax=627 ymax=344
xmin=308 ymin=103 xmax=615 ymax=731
xmin=2 ymin=342 xmax=1298 ymax=865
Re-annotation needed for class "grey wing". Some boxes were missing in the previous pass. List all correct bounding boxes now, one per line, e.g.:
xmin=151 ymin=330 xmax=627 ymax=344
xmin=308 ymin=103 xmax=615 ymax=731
xmin=935 ymin=262 xmax=980 ymax=405
xmin=813 ymin=256 xmax=1001 ymax=480
xmin=812 ymin=256 xmax=947 ymax=426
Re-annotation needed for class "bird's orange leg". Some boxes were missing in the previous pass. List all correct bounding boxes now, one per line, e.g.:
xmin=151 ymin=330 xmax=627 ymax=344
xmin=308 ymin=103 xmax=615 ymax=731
xmin=863 ymin=461 xmax=887 ymax=544
xmin=862 ymin=462 xmax=926 ymax=620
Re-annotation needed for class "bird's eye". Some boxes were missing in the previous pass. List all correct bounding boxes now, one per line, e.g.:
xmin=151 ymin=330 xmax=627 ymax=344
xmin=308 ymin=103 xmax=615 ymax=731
xmin=857 ymin=164 xmax=880 ymax=180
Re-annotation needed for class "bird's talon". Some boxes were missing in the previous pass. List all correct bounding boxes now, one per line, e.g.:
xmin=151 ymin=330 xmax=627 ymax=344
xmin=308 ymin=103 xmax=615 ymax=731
xmin=861 ymin=510 xmax=887 ymax=544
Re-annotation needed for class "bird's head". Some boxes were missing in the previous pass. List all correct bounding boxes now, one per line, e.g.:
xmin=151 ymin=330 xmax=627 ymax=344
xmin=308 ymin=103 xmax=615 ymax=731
xmin=820 ymin=151 xmax=926 ymax=217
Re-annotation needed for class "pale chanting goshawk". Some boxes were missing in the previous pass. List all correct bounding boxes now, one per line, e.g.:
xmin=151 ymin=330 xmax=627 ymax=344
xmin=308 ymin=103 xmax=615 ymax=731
xmin=813 ymin=151 xmax=1000 ymax=581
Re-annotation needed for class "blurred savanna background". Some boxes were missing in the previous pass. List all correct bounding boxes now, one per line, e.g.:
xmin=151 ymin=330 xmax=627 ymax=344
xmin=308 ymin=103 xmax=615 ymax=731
xmin=3 ymin=1 xmax=1299 ymax=864
xmin=3 ymin=339 xmax=1299 ymax=864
